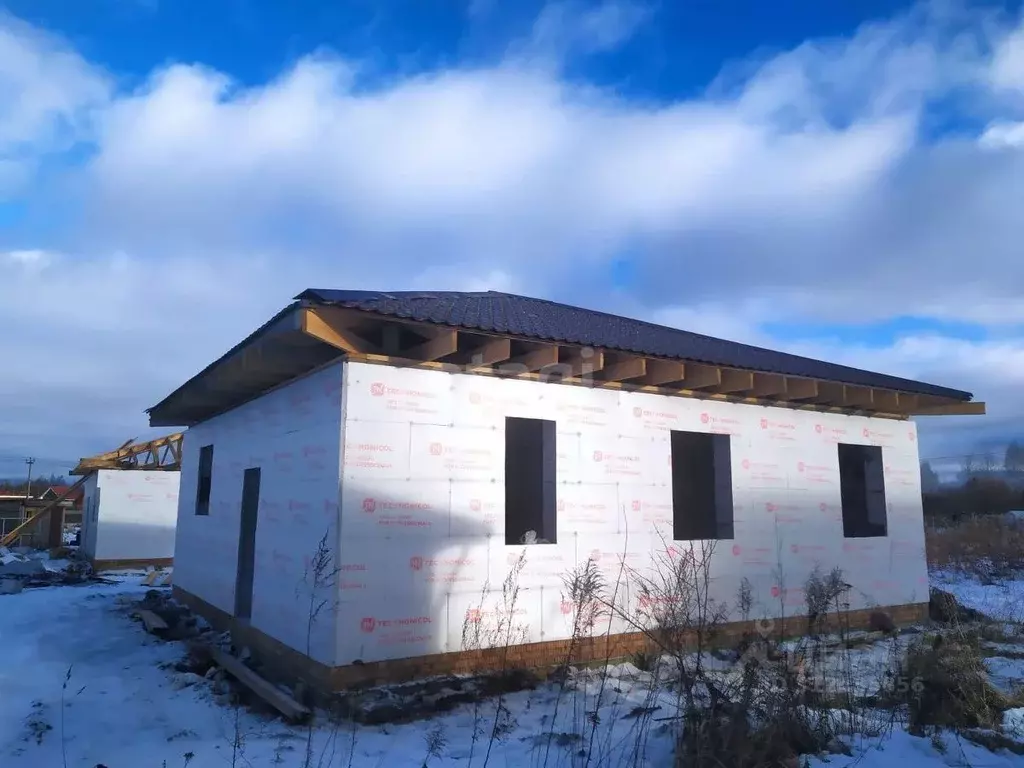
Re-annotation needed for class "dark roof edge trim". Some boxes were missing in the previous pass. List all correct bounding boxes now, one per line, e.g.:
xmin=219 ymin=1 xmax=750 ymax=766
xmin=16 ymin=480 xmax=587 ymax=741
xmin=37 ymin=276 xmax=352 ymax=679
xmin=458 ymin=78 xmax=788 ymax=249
xmin=146 ymin=302 xmax=302 ymax=417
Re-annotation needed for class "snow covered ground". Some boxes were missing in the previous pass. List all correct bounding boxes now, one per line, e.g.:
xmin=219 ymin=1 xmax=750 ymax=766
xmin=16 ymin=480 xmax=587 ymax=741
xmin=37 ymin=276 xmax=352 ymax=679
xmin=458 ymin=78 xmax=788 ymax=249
xmin=3 ymin=572 xmax=1024 ymax=767
xmin=934 ymin=568 xmax=1024 ymax=625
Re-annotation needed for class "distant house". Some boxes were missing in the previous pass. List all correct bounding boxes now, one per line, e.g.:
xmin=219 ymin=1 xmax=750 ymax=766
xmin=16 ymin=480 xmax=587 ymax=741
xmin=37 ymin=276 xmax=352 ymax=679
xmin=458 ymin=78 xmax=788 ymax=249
xmin=78 ymin=471 xmax=180 ymax=570
xmin=40 ymin=485 xmax=85 ymax=529
xmin=40 ymin=485 xmax=85 ymax=506
xmin=0 ymin=494 xmax=31 ymax=543
xmin=148 ymin=289 xmax=984 ymax=692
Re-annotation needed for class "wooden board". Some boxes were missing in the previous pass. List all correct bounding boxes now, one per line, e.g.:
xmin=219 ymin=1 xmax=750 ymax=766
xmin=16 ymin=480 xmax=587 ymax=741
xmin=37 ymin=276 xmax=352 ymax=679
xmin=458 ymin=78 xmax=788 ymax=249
xmin=137 ymin=609 xmax=169 ymax=633
xmin=208 ymin=646 xmax=311 ymax=722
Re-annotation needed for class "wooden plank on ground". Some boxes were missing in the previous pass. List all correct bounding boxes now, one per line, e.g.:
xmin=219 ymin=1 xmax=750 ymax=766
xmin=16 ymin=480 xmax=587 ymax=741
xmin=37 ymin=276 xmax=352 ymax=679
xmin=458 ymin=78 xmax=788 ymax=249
xmin=137 ymin=609 xmax=169 ymax=633
xmin=208 ymin=646 xmax=311 ymax=722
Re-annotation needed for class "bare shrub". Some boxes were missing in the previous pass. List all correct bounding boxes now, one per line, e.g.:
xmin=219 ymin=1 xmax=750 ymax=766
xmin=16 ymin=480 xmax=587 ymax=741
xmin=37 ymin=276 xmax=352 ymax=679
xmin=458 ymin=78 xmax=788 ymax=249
xmin=603 ymin=542 xmax=898 ymax=768
xmin=889 ymin=629 xmax=1017 ymax=735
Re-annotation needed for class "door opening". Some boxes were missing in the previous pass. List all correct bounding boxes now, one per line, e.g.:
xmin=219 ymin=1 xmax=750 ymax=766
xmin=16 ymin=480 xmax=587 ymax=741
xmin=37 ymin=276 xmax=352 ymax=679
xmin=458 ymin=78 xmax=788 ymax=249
xmin=234 ymin=467 xmax=261 ymax=620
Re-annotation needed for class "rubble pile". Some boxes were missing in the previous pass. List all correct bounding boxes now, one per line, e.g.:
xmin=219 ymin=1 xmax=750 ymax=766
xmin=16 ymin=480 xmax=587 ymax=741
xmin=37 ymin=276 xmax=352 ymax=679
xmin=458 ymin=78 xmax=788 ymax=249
xmin=129 ymin=589 xmax=311 ymax=721
xmin=131 ymin=589 xmax=217 ymax=642
xmin=0 ymin=546 xmax=99 ymax=594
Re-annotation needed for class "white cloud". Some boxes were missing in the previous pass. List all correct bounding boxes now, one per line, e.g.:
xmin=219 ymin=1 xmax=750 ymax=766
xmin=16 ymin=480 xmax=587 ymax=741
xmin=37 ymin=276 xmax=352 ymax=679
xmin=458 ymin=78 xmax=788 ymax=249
xmin=0 ymin=11 xmax=109 ymax=195
xmin=2 ymin=2 xmax=1024 ymax=465
xmin=980 ymin=119 xmax=1024 ymax=147
xmin=991 ymin=24 xmax=1024 ymax=92
xmin=528 ymin=0 xmax=651 ymax=58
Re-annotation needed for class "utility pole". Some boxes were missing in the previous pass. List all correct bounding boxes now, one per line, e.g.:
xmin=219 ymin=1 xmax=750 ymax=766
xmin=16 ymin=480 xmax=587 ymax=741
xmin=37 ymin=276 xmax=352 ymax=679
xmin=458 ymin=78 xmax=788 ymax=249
xmin=24 ymin=457 xmax=35 ymax=499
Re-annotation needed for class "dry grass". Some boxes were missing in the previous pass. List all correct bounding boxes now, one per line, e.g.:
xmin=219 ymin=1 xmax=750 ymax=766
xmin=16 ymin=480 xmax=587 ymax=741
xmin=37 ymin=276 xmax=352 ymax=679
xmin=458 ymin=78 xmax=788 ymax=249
xmin=890 ymin=629 xmax=1022 ymax=735
xmin=926 ymin=516 xmax=1024 ymax=578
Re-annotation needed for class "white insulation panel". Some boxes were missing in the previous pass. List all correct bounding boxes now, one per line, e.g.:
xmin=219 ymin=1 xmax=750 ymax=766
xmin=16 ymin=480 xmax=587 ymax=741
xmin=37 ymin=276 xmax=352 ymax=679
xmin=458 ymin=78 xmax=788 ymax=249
xmin=173 ymin=358 xmax=929 ymax=669
xmin=80 ymin=469 xmax=180 ymax=562
xmin=172 ymin=363 xmax=344 ymax=666
xmin=337 ymin=361 xmax=929 ymax=665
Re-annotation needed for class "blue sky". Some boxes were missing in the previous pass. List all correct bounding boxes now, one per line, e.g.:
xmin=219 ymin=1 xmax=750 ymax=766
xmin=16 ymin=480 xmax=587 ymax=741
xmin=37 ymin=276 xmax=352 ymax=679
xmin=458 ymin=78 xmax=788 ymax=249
xmin=1 ymin=0 xmax=1023 ymax=479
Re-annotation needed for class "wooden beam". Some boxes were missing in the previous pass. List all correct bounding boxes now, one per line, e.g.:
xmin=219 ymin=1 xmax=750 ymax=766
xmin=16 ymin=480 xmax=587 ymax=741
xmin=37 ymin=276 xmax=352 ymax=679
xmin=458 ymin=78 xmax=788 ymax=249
xmin=911 ymin=401 xmax=986 ymax=416
xmin=300 ymin=307 xmax=370 ymax=354
xmin=751 ymin=373 xmax=787 ymax=398
xmin=642 ymin=360 xmax=685 ymax=386
xmin=716 ymin=369 xmax=755 ymax=394
xmin=780 ymin=377 xmax=818 ymax=401
xmin=857 ymin=389 xmax=898 ymax=412
xmin=468 ymin=337 xmax=512 ymax=368
xmin=504 ymin=346 xmax=560 ymax=373
xmin=566 ymin=349 xmax=604 ymax=378
xmin=894 ymin=393 xmax=918 ymax=412
xmin=603 ymin=357 xmax=647 ymax=382
xmin=845 ymin=387 xmax=874 ymax=409
xmin=208 ymin=646 xmax=310 ymax=722
xmin=405 ymin=330 xmax=459 ymax=362
xmin=680 ymin=363 xmax=721 ymax=390
xmin=136 ymin=609 xmax=169 ymax=633
xmin=814 ymin=382 xmax=847 ymax=405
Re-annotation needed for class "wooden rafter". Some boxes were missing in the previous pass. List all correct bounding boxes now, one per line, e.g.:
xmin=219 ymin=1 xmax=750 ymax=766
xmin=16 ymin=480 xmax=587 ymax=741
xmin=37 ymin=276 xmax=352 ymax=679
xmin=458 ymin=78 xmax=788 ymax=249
xmin=602 ymin=357 xmax=647 ymax=382
xmin=815 ymin=382 xmax=847 ymax=405
xmin=505 ymin=346 xmax=560 ymax=373
xmin=300 ymin=307 xmax=379 ymax=354
xmin=718 ymin=369 xmax=754 ymax=394
xmin=288 ymin=308 xmax=979 ymax=419
xmin=751 ymin=373 xmax=787 ymax=398
xmin=845 ymin=386 xmax=874 ymax=408
xmin=566 ymin=349 xmax=604 ymax=378
xmin=642 ymin=360 xmax=685 ymax=387
xmin=468 ymin=337 xmax=512 ymax=368
xmin=72 ymin=433 xmax=184 ymax=475
xmin=779 ymin=377 xmax=818 ymax=401
xmin=680 ymin=363 xmax=722 ymax=390
xmin=405 ymin=330 xmax=459 ymax=362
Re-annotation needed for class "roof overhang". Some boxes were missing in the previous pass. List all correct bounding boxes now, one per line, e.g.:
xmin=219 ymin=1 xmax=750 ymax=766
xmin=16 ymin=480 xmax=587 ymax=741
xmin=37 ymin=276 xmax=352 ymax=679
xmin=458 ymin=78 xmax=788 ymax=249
xmin=147 ymin=301 xmax=985 ymax=426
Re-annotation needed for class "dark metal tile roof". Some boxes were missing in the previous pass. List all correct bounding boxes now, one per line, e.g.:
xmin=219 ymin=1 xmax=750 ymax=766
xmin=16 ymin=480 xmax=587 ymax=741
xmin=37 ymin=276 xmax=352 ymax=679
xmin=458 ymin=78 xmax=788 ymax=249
xmin=296 ymin=288 xmax=973 ymax=401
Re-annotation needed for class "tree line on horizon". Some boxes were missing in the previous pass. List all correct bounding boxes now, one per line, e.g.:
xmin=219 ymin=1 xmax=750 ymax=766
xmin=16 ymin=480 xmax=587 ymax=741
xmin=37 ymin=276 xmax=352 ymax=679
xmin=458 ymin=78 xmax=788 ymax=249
xmin=921 ymin=441 xmax=1024 ymax=519
xmin=0 ymin=474 xmax=69 ymax=496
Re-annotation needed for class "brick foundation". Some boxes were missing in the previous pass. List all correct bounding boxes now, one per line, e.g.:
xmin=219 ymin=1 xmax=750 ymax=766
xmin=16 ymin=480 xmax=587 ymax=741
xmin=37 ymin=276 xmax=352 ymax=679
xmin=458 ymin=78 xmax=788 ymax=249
xmin=92 ymin=557 xmax=174 ymax=572
xmin=173 ymin=586 xmax=928 ymax=695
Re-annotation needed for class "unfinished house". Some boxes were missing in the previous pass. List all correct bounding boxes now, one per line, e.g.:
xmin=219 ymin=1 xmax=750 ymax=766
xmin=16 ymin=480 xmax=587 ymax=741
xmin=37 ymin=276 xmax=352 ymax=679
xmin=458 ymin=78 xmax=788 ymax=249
xmin=147 ymin=290 xmax=983 ymax=690
xmin=78 ymin=470 xmax=180 ymax=570
xmin=73 ymin=435 xmax=183 ymax=570
xmin=2 ymin=435 xmax=184 ymax=568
